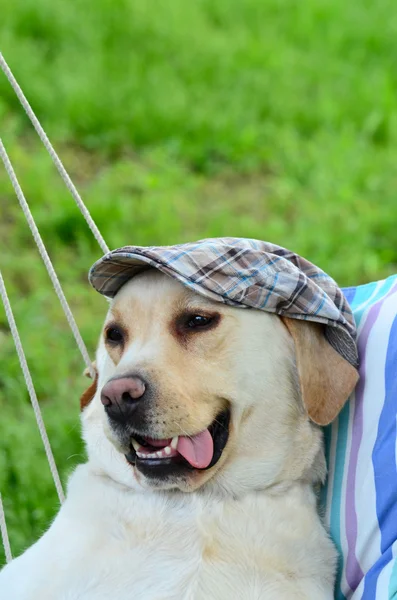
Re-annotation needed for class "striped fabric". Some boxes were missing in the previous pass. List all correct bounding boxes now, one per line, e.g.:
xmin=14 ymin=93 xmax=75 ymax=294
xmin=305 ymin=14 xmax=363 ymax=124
xmin=322 ymin=275 xmax=397 ymax=599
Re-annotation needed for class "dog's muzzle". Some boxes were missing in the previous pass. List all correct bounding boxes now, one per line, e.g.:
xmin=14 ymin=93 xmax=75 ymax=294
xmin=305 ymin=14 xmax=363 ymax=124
xmin=101 ymin=374 xmax=231 ymax=480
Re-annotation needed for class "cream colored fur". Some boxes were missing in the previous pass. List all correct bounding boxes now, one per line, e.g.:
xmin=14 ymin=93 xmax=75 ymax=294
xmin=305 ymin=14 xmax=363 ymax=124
xmin=0 ymin=271 xmax=342 ymax=599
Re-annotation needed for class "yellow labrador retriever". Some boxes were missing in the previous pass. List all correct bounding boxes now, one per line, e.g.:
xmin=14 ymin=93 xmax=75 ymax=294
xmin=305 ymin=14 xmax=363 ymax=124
xmin=0 ymin=240 xmax=358 ymax=600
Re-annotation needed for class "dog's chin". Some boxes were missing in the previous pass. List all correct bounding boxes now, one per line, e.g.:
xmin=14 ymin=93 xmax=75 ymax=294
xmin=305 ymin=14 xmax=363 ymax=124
xmin=123 ymin=408 xmax=231 ymax=490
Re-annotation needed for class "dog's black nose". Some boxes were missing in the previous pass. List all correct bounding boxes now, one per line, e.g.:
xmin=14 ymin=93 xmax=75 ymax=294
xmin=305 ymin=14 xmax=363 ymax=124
xmin=101 ymin=376 xmax=146 ymax=418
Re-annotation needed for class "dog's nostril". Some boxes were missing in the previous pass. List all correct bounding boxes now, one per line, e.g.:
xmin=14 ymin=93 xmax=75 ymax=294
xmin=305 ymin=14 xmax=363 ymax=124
xmin=122 ymin=391 xmax=134 ymax=403
xmin=126 ymin=377 xmax=146 ymax=400
xmin=102 ymin=395 xmax=112 ymax=407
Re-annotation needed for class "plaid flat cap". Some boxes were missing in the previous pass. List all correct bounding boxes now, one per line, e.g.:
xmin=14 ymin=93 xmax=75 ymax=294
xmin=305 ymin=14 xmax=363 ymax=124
xmin=89 ymin=237 xmax=358 ymax=368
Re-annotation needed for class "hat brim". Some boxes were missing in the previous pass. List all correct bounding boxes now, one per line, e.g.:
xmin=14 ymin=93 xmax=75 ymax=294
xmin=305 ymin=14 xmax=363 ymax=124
xmin=88 ymin=250 xmax=224 ymax=303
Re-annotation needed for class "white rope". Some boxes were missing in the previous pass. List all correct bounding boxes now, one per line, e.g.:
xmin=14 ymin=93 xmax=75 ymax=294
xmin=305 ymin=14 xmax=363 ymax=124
xmin=0 ymin=139 xmax=96 ymax=379
xmin=0 ymin=50 xmax=108 ymax=559
xmin=0 ymin=52 xmax=109 ymax=256
xmin=0 ymin=495 xmax=12 ymax=563
xmin=0 ymin=271 xmax=65 ymax=504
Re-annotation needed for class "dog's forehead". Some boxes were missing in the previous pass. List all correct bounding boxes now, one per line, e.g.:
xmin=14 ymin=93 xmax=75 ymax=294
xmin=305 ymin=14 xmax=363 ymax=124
xmin=109 ymin=269 xmax=218 ymax=313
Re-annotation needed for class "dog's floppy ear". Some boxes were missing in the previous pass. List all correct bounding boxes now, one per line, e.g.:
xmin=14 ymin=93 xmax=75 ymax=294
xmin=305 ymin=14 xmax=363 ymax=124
xmin=80 ymin=362 xmax=98 ymax=411
xmin=282 ymin=318 xmax=359 ymax=426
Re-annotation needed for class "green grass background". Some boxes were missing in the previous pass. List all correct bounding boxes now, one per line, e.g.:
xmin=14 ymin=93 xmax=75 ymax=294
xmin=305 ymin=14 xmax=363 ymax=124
xmin=1 ymin=0 xmax=396 ymax=564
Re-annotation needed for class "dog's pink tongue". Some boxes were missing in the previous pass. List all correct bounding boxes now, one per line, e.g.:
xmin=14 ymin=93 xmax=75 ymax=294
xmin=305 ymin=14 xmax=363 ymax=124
xmin=177 ymin=429 xmax=213 ymax=469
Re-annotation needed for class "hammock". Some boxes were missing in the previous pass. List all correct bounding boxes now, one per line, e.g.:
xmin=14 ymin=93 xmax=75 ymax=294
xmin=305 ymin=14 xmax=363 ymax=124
xmin=0 ymin=52 xmax=107 ymax=563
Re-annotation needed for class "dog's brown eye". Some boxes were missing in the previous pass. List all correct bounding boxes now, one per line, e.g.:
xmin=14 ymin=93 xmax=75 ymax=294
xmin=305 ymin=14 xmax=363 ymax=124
xmin=106 ymin=326 xmax=124 ymax=344
xmin=186 ymin=315 xmax=213 ymax=329
xmin=174 ymin=312 xmax=221 ymax=338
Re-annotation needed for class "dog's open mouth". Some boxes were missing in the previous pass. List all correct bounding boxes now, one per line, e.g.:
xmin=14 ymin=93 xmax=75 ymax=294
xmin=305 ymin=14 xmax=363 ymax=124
xmin=125 ymin=408 xmax=230 ymax=476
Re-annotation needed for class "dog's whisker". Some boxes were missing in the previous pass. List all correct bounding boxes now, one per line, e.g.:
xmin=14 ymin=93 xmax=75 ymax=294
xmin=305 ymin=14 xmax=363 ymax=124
xmin=66 ymin=453 xmax=85 ymax=461
xmin=173 ymin=421 xmax=194 ymax=440
xmin=212 ymin=418 xmax=228 ymax=431
xmin=66 ymin=421 xmax=81 ymax=434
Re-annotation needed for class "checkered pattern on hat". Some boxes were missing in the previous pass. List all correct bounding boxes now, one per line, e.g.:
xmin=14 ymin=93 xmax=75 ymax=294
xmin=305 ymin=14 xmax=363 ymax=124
xmin=89 ymin=237 xmax=358 ymax=367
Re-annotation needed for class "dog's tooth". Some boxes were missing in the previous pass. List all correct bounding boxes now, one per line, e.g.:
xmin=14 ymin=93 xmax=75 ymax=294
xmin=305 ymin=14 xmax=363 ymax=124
xmin=171 ymin=437 xmax=178 ymax=449
xmin=156 ymin=451 xmax=163 ymax=458
xmin=165 ymin=446 xmax=171 ymax=455
xmin=131 ymin=438 xmax=141 ymax=452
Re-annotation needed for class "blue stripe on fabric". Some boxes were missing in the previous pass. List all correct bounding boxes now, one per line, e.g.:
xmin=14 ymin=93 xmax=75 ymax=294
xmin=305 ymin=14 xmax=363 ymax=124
xmin=342 ymin=286 xmax=358 ymax=306
xmin=362 ymin=548 xmax=393 ymax=599
xmin=262 ymin=273 xmax=279 ymax=308
xmin=362 ymin=313 xmax=397 ymax=598
xmin=313 ymin=291 xmax=327 ymax=315
xmin=377 ymin=315 xmax=397 ymax=554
